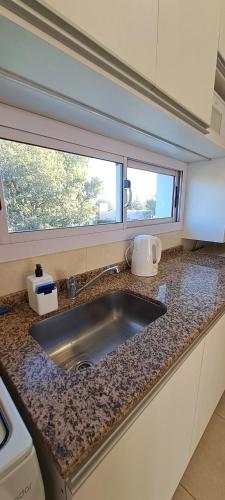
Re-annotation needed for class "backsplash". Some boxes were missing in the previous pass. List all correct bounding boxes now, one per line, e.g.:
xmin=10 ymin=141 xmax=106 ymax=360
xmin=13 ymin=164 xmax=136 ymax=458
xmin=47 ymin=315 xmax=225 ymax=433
xmin=0 ymin=231 xmax=183 ymax=296
xmin=0 ymin=245 xmax=182 ymax=308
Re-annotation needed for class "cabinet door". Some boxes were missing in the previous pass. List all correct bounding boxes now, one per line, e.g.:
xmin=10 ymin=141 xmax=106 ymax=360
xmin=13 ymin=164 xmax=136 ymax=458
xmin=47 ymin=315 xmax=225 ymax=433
xmin=156 ymin=0 xmax=220 ymax=125
xmin=38 ymin=0 xmax=158 ymax=83
xmin=73 ymin=342 xmax=203 ymax=500
xmin=219 ymin=1 xmax=225 ymax=61
xmin=190 ymin=314 xmax=225 ymax=455
xmin=184 ymin=158 xmax=225 ymax=243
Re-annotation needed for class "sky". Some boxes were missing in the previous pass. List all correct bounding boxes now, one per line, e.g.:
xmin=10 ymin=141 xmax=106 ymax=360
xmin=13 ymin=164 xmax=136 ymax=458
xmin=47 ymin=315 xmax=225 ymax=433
xmin=88 ymin=158 xmax=157 ymax=203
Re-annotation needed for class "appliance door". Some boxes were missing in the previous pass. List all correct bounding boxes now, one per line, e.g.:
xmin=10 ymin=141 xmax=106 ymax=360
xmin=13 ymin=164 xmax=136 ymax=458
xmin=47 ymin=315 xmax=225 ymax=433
xmin=0 ymin=413 xmax=8 ymax=450
xmin=0 ymin=378 xmax=33 ymax=478
xmin=0 ymin=446 xmax=45 ymax=500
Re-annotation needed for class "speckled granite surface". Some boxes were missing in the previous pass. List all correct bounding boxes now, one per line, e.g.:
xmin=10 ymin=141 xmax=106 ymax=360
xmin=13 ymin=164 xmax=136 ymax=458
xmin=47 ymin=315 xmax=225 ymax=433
xmin=1 ymin=249 xmax=225 ymax=479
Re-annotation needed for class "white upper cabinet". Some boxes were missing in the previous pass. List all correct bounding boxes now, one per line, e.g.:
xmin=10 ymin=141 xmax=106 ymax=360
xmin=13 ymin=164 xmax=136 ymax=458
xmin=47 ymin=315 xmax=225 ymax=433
xmin=156 ymin=0 xmax=221 ymax=125
xmin=3 ymin=0 xmax=224 ymax=131
xmin=219 ymin=1 xmax=225 ymax=61
xmin=38 ymin=0 xmax=158 ymax=83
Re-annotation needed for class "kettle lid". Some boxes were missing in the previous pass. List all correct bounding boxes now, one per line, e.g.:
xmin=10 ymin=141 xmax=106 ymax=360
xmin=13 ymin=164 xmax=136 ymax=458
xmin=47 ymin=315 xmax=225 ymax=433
xmin=134 ymin=234 xmax=159 ymax=241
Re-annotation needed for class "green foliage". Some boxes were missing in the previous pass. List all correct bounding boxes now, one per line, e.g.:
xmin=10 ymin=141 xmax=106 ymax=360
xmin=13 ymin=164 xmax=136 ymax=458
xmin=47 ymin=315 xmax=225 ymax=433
xmin=129 ymin=195 xmax=156 ymax=217
xmin=130 ymin=196 xmax=144 ymax=210
xmin=145 ymin=198 xmax=156 ymax=216
xmin=0 ymin=140 xmax=103 ymax=232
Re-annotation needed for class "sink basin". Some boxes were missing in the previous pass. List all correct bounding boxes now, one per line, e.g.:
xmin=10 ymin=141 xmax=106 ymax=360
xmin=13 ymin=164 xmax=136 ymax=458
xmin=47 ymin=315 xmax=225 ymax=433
xmin=30 ymin=291 xmax=167 ymax=370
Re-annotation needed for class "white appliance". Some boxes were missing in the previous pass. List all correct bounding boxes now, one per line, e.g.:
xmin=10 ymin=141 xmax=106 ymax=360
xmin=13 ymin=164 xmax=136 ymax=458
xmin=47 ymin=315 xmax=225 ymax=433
xmin=209 ymin=91 xmax=225 ymax=144
xmin=125 ymin=235 xmax=162 ymax=276
xmin=0 ymin=378 xmax=45 ymax=500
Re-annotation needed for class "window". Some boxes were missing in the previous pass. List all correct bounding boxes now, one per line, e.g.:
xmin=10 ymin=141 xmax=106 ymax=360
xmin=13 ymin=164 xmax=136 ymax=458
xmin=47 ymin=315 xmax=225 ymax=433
xmin=0 ymin=135 xmax=183 ymax=256
xmin=127 ymin=160 xmax=180 ymax=225
xmin=0 ymin=139 xmax=123 ymax=233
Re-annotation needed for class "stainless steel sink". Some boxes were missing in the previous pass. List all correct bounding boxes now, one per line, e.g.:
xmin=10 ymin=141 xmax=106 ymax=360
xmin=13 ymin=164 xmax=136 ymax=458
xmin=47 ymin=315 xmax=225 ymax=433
xmin=30 ymin=291 xmax=167 ymax=370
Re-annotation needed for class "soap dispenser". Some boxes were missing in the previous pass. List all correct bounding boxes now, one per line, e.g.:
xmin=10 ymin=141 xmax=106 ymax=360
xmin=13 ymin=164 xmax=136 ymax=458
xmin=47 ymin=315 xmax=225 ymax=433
xmin=27 ymin=264 xmax=58 ymax=315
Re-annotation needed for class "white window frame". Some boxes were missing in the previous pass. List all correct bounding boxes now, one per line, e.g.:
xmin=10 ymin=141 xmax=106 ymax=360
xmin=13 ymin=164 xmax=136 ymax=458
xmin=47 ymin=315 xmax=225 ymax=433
xmin=126 ymin=159 xmax=181 ymax=228
xmin=0 ymin=133 xmax=125 ymax=245
xmin=0 ymin=115 xmax=185 ymax=263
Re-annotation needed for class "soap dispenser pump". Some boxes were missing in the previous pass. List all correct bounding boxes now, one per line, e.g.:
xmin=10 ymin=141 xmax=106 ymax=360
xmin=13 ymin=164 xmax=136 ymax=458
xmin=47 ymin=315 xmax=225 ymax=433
xmin=27 ymin=264 xmax=58 ymax=315
xmin=35 ymin=263 xmax=43 ymax=277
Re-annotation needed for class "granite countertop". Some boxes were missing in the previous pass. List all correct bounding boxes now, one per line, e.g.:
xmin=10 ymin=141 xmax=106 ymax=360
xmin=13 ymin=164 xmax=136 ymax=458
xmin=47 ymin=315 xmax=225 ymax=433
xmin=1 ymin=249 xmax=225 ymax=479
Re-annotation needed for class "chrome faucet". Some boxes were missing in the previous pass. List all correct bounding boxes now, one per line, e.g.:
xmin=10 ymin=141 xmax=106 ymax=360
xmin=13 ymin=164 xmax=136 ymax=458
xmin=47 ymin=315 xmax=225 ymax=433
xmin=66 ymin=265 xmax=120 ymax=299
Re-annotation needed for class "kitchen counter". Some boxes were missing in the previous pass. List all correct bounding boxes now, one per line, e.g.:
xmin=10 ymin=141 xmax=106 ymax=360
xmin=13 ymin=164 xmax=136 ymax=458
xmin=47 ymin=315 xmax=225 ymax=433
xmin=1 ymin=248 xmax=225 ymax=479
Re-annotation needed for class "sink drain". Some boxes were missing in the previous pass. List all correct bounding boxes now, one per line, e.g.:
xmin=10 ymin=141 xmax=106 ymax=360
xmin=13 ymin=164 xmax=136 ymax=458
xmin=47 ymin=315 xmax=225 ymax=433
xmin=75 ymin=359 xmax=94 ymax=371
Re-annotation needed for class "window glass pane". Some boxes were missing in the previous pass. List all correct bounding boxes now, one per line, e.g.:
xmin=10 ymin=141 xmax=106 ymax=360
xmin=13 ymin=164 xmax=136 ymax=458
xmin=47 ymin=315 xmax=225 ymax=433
xmin=127 ymin=167 xmax=174 ymax=221
xmin=0 ymin=139 xmax=122 ymax=233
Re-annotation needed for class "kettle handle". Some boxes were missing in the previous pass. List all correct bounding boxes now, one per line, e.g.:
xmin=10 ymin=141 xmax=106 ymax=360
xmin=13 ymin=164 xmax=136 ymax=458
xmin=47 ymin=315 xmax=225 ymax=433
xmin=125 ymin=245 xmax=132 ymax=267
xmin=156 ymin=238 xmax=162 ymax=263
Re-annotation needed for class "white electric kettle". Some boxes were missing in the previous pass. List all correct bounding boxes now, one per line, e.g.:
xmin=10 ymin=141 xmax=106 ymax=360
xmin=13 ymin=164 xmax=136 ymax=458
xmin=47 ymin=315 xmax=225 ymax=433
xmin=125 ymin=235 xmax=162 ymax=277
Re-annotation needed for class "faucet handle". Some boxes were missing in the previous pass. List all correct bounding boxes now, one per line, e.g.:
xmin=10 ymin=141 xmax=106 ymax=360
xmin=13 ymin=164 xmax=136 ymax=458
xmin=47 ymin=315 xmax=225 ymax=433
xmin=105 ymin=265 xmax=120 ymax=274
xmin=66 ymin=276 xmax=76 ymax=299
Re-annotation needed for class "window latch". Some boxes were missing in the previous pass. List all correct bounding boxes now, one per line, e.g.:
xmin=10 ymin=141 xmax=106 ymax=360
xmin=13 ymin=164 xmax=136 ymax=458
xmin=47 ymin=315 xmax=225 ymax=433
xmin=123 ymin=179 xmax=132 ymax=208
